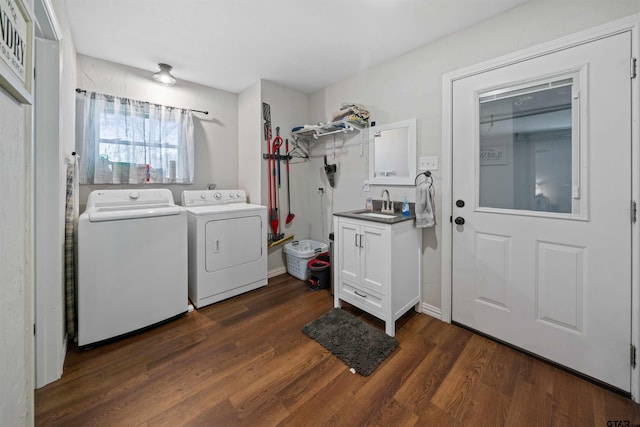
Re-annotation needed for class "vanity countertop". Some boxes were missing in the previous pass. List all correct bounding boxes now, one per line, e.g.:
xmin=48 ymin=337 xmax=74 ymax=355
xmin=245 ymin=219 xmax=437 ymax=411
xmin=334 ymin=204 xmax=416 ymax=225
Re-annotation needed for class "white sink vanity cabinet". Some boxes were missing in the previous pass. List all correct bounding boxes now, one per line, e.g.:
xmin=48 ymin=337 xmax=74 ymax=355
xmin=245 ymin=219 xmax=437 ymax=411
xmin=333 ymin=211 xmax=422 ymax=336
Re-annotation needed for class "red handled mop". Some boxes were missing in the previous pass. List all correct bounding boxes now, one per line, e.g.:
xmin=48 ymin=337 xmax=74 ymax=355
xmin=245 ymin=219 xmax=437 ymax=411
xmin=271 ymin=127 xmax=284 ymax=236
xmin=263 ymin=103 xmax=278 ymax=237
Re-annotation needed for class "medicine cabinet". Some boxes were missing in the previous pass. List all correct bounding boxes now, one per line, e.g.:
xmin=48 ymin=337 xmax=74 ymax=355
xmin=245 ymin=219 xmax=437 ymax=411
xmin=369 ymin=118 xmax=417 ymax=186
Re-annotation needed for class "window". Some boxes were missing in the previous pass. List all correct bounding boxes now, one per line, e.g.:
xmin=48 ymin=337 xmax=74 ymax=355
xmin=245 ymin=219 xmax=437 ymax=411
xmin=76 ymin=92 xmax=195 ymax=184
xmin=477 ymin=73 xmax=582 ymax=217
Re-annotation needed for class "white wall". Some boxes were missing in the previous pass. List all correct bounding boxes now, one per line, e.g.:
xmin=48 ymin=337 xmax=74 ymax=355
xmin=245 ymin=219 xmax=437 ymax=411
xmin=57 ymin=0 xmax=78 ymax=168
xmin=0 ymin=0 xmax=34 ymax=421
xmin=260 ymin=80 xmax=311 ymax=275
xmin=76 ymin=55 xmax=239 ymax=206
xmin=307 ymin=124 xmax=371 ymax=243
xmin=238 ymin=81 xmax=262 ymax=204
xmin=307 ymin=0 xmax=640 ymax=312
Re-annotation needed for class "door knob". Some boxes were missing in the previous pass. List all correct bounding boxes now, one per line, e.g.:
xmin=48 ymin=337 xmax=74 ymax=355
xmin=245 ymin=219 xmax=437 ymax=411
xmin=454 ymin=216 xmax=465 ymax=225
xmin=456 ymin=200 xmax=465 ymax=208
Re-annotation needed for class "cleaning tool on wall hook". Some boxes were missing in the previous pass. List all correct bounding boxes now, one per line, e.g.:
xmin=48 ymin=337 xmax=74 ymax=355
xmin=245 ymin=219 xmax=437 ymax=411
xmin=267 ymin=125 xmax=276 ymax=235
xmin=324 ymin=155 xmax=337 ymax=188
xmin=272 ymin=127 xmax=284 ymax=236
xmin=264 ymin=103 xmax=278 ymax=237
xmin=271 ymin=141 xmax=279 ymax=235
xmin=268 ymin=234 xmax=294 ymax=248
xmin=277 ymin=131 xmax=282 ymax=189
xmin=285 ymin=138 xmax=295 ymax=224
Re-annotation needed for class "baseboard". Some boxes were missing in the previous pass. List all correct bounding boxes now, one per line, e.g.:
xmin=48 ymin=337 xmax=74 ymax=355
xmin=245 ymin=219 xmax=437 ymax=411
xmin=421 ymin=302 xmax=442 ymax=320
xmin=268 ymin=266 xmax=287 ymax=279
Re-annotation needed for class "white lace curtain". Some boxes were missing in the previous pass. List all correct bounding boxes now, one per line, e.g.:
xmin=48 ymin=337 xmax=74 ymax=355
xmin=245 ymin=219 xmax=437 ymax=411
xmin=76 ymin=91 xmax=195 ymax=184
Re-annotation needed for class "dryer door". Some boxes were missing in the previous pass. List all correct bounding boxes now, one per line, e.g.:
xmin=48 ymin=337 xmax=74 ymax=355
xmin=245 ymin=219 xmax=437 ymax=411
xmin=205 ymin=215 xmax=263 ymax=272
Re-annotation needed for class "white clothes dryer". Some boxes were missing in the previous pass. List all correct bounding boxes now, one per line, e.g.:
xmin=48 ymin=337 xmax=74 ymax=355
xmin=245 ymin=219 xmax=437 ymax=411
xmin=182 ymin=190 xmax=268 ymax=308
xmin=77 ymin=189 xmax=188 ymax=347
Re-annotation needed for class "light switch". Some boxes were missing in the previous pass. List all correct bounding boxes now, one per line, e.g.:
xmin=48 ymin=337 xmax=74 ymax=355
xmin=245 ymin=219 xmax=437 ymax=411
xmin=419 ymin=156 xmax=438 ymax=171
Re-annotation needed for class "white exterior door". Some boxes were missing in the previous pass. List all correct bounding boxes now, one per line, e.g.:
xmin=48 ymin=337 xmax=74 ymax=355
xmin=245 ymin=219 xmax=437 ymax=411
xmin=451 ymin=31 xmax=632 ymax=391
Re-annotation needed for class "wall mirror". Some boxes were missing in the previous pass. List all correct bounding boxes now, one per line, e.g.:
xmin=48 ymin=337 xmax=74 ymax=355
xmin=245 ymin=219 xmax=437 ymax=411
xmin=369 ymin=118 xmax=417 ymax=185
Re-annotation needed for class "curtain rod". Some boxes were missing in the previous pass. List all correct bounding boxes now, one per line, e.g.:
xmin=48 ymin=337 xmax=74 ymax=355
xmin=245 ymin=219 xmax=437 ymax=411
xmin=75 ymin=88 xmax=209 ymax=115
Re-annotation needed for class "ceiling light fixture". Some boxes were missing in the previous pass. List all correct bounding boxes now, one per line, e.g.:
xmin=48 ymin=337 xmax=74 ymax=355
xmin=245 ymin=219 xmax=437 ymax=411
xmin=152 ymin=63 xmax=176 ymax=86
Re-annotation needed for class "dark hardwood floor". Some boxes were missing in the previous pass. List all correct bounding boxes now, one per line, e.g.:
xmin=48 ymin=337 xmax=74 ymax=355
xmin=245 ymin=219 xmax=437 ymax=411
xmin=35 ymin=274 xmax=640 ymax=426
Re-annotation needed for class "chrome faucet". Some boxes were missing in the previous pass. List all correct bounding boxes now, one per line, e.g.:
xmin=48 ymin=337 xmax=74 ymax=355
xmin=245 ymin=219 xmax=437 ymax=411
xmin=380 ymin=189 xmax=393 ymax=213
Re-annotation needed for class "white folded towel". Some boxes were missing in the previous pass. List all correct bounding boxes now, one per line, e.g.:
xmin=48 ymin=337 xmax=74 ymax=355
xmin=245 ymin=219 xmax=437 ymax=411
xmin=415 ymin=181 xmax=435 ymax=228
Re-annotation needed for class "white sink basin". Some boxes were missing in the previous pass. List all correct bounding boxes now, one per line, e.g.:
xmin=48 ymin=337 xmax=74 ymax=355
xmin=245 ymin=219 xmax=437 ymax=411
xmin=359 ymin=212 xmax=397 ymax=219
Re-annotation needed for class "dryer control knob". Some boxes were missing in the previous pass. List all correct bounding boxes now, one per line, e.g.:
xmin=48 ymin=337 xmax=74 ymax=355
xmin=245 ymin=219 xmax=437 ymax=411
xmin=129 ymin=191 xmax=140 ymax=200
xmin=200 ymin=194 xmax=206 ymax=199
xmin=214 ymin=192 xmax=222 ymax=200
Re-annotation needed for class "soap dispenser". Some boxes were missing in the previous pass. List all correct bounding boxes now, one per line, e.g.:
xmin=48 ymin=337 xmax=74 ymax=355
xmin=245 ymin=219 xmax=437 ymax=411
xmin=366 ymin=197 xmax=373 ymax=211
xmin=402 ymin=196 xmax=410 ymax=217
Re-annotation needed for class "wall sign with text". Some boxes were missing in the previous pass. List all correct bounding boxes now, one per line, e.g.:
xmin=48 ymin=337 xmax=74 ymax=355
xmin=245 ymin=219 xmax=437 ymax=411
xmin=480 ymin=144 xmax=507 ymax=166
xmin=0 ymin=0 xmax=33 ymax=104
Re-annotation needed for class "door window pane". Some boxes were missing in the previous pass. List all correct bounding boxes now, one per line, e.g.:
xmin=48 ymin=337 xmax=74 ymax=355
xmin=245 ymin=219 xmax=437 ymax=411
xmin=478 ymin=78 xmax=574 ymax=214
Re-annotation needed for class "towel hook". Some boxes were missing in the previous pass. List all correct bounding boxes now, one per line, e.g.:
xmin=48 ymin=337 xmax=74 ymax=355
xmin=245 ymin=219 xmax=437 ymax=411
xmin=415 ymin=170 xmax=433 ymax=187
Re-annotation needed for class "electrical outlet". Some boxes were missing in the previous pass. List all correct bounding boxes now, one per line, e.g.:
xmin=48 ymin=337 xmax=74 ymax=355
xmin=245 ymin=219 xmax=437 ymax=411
xmin=363 ymin=181 xmax=370 ymax=192
xmin=419 ymin=156 xmax=438 ymax=171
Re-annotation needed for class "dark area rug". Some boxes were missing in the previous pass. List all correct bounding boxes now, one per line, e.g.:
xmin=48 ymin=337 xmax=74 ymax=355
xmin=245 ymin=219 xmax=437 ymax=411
xmin=302 ymin=308 xmax=399 ymax=376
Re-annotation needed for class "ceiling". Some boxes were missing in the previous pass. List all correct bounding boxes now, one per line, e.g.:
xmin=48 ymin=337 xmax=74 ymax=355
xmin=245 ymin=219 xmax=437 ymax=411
xmin=62 ymin=0 xmax=529 ymax=94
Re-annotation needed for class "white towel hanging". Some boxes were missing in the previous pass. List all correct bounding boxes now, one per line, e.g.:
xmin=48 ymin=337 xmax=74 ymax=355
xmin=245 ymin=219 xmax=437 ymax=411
xmin=415 ymin=181 xmax=435 ymax=228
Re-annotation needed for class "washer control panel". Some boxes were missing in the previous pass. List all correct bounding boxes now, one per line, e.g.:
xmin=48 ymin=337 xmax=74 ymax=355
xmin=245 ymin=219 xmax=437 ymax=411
xmin=182 ymin=189 xmax=247 ymax=206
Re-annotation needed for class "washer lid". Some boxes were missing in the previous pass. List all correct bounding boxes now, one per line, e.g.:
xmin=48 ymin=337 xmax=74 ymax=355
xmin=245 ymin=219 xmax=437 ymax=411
xmin=87 ymin=204 xmax=183 ymax=222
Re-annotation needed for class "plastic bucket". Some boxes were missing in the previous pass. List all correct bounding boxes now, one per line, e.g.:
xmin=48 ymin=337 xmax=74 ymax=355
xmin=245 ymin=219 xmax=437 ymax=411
xmin=307 ymin=255 xmax=330 ymax=290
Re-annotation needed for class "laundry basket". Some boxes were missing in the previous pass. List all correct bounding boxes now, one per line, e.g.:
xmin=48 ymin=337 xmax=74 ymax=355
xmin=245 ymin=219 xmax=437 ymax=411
xmin=284 ymin=239 xmax=328 ymax=280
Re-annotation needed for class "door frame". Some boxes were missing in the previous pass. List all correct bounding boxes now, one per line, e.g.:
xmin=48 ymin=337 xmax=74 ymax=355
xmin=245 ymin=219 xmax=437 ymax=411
xmin=33 ymin=0 xmax=64 ymax=388
xmin=441 ymin=14 xmax=640 ymax=400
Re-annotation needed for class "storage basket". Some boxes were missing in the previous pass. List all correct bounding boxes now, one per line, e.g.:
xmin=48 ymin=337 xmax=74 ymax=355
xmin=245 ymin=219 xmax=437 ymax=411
xmin=284 ymin=239 xmax=329 ymax=281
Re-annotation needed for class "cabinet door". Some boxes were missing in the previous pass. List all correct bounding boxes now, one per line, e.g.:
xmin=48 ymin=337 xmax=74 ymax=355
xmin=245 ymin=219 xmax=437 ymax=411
xmin=360 ymin=225 xmax=388 ymax=294
xmin=337 ymin=220 xmax=360 ymax=282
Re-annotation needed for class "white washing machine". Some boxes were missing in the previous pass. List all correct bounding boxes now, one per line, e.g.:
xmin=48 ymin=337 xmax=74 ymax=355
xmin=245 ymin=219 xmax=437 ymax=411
xmin=77 ymin=189 xmax=188 ymax=347
xmin=182 ymin=189 xmax=268 ymax=308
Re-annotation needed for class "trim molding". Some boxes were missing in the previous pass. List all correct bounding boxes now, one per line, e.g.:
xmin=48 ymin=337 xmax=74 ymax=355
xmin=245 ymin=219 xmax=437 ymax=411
xmin=421 ymin=303 xmax=442 ymax=321
xmin=34 ymin=0 xmax=62 ymax=40
xmin=268 ymin=266 xmax=287 ymax=279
